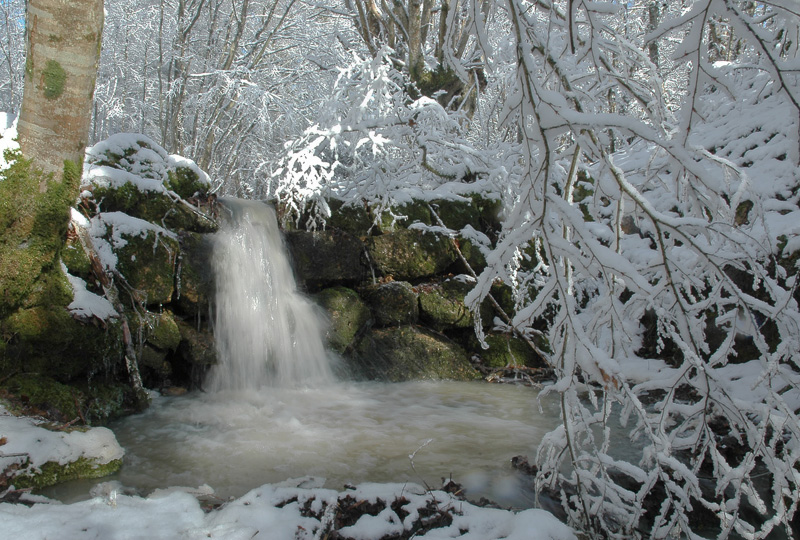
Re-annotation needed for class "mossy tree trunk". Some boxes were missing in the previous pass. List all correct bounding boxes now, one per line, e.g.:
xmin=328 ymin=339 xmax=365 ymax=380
xmin=17 ymin=0 xmax=104 ymax=183
xmin=0 ymin=0 xmax=105 ymax=383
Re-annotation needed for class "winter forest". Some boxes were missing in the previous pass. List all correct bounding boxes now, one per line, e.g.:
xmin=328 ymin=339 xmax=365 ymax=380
xmin=1 ymin=0 xmax=800 ymax=538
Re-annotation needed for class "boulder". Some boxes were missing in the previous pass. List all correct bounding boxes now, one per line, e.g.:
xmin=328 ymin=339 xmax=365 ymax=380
xmin=313 ymin=286 xmax=370 ymax=353
xmin=352 ymin=326 xmax=478 ymax=382
xmin=418 ymin=279 xmax=475 ymax=330
xmin=112 ymin=227 xmax=180 ymax=307
xmin=176 ymin=319 xmax=217 ymax=367
xmin=373 ymin=200 xmax=433 ymax=232
xmin=471 ymin=333 xmax=545 ymax=369
xmin=285 ymin=229 xmax=368 ymax=289
xmin=326 ymin=199 xmax=374 ymax=236
xmin=363 ymin=281 xmax=418 ymax=327
xmin=366 ymin=229 xmax=456 ymax=280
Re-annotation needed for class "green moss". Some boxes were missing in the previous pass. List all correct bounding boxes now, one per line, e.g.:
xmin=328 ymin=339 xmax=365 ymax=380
xmin=471 ymin=334 xmax=544 ymax=369
xmin=3 ymin=374 xmax=83 ymax=421
xmin=366 ymin=229 xmax=456 ymax=280
xmin=353 ymin=326 xmax=479 ymax=382
xmin=42 ymin=60 xmax=66 ymax=100
xmin=147 ymin=311 xmax=181 ymax=351
xmin=327 ymin=199 xmax=374 ymax=236
xmin=166 ymin=166 xmax=206 ymax=199
xmin=313 ymin=286 xmax=370 ymax=353
xmin=113 ymin=229 xmax=179 ymax=306
xmin=13 ymin=457 xmax=122 ymax=489
xmin=418 ymin=280 xmax=473 ymax=330
xmin=363 ymin=281 xmax=418 ymax=327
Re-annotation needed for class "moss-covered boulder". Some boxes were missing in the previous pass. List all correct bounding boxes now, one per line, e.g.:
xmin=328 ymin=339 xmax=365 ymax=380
xmin=366 ymin=230 xmax=456 ymax=280
xmin=92 ymin=181 xmax=216 ymax=234
xmin=373 ymin=200 xmax=433 ymax=232
xmin=166 ymin=165 xmax=209 ymax=200
xmin=176 ymin=319 xmax=217 ymax=367
xmin=0 ymin=374 xmax=130 ymax=425
xmin=0 ymin=307 xmax=123 ymax=382
xmin=108 ymin=224 xmax=179 ymax=306
xmin=313 ymin=286 xmax=370 ymax=353
xmin=327 ymin=199 xmax=374 ymax=236
xmin=0 ymin=405 xmax=124 ymax=489
xmin=429 ymin=198 xmax=481 ymax=231
xmin=471 ymin=334 xmax=545 ymax=369
xmin=352 ymin=326 xmax=478 ymax=382
xmin=418 ymin=279 xmax=475 ymax=330
xmin=11 ymin=456 xmax=123 ymax=490
xmin=137 ymin=311 xmax=181 ymax=352
xmin=285 ymin=229 xmax=368 ymax=289
xmin=363 ymin=281 xmax=419 ymax=327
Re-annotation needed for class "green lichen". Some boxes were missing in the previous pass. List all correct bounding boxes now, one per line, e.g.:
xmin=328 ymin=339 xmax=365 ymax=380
xmin=42 ymin=60 xmax=67 ymax=100
xmin=12 ymin=457 xmax=122 ymax=489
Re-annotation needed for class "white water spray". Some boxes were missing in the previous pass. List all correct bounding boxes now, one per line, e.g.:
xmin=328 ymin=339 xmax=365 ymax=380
xmin=207 ymin=198 xmax=334 ymax=391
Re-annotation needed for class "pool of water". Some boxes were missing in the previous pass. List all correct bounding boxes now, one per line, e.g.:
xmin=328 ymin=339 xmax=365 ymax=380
xmin=43 ymin=381 xmax=561 ymax=506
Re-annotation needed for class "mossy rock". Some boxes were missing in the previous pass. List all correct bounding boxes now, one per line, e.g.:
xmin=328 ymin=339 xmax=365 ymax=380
xmin=0 ymin=308 xmax=123 ymax=382
xmin=470 ymin=333 xmax=545 ymax=369
xmin=143 ymin=311 xmax=181 ymax=351
xmin=166 ymin=166 xmax=208 ymax=200
xmin=12 ymin=457 xmax=123 ymax=490
xmin=352 ymin=326 xmax=479 ymax=382
xmin=175 ymin=232 xmax=215 ymax=316
xmin=92 ymin=182 xmax=216 ymax=234
xmin=429 ymin=198 xmax=480 ymax=231
xmin=363 ymin=281 xmax=419 ymax=327
xmin=176 ymin=319 xmax=217 ymax=367
xmin=418 ymin=280 xmax=474 ymax=330
xmin=113 ymin=229 xmax=179 ymax=306
xmin=327 ymin=199 xmax=374 ymax=237
xmin=372 ymin=200 xmax=432 ymax=232
xmin=0 ymin=374 xmax=129 ymax=425
xmin=285 ymin=229 xmax=368 ymax=289
xmin=366 ymin=229 xmax=456 ymax=281
xmin=313 ymin=286 xmax=371 ymax=354
xmin=471 ymin=193 xmax=503 ymax=234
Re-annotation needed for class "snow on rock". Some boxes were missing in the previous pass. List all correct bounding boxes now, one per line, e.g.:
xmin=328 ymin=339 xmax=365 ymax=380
xmin=87 ymin=211 xmax=177 ymax=273
xmin=0 ymin=481 xmax=577 ymax=540
xmin=64 ymin=265 xmax=118 ymax=320
xmin=0 ymin=404 xmax=124 ymax=474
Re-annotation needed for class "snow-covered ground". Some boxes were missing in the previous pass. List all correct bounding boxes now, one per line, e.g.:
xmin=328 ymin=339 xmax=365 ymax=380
xmin=1 ymin=480 xmax=577 ymax=540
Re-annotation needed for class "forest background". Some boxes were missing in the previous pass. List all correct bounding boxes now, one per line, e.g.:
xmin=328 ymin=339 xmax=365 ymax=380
xmin=2 ymin=0 xmax=800 ymax=538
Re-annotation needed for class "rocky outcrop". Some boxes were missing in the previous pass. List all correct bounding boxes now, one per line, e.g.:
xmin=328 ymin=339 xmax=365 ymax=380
xmin=287 ymin=194 xmax=547 ymax=382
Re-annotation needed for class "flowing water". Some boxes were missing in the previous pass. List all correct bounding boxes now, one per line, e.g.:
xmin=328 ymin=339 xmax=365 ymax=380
xmin=43 ymin=199 xmax=562 ymax=506
xmin=207 ymin=198 xmax=335 ymax=391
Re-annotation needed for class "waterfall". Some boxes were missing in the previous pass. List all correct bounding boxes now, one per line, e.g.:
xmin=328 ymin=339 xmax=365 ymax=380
xmin=207 ymin=198 xmax=334 ymax=391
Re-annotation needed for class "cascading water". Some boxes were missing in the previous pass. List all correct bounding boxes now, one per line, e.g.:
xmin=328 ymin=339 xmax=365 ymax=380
xmin=206 ymin=198 xmax=335 ymax=391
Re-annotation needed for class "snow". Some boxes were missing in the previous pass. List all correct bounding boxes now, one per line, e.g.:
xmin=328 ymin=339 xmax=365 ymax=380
xmin=63 ymin=263 xmax=118 ymax=320
xmin=87 ymin=211 xmax=177 ymax=272
xmin=0 ymin=481 xmax=578 ymax=540
xmin=0 ymin=404 xmax=123 ymax=472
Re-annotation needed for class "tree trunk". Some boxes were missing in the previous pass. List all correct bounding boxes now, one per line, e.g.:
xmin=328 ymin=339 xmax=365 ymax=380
xmin=17 ymin=0 xmax=104 ymax=183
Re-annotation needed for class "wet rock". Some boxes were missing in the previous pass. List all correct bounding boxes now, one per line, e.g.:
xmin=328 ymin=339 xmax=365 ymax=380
xmin=176 ymin=319 xmax=217 ymax=367
xmin=313 ymin=286 xmax=370 ymax=354
xmin=285 ymin=230 xmax=369 ymax=289
xmin=175 ymin=232 xmax=215 ymax=316
xmin=366 ymin=229 xmax=456 ymax=280
xmin=352 ymin=326 xmax=479 ymax=382
xmin=363 ymin=281 xmax=418 ymax=327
